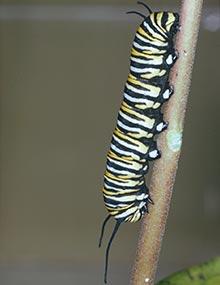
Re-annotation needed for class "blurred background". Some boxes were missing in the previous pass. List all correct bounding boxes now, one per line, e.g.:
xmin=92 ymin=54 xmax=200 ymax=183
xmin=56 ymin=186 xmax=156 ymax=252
xmin=0 ymin=0 xmax=219 ymax=284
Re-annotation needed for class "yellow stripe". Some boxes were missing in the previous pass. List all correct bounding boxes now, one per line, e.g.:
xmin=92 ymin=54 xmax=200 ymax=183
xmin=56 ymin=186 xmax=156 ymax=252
xmin=108 ymin=150 xmax=133 ymax=162
xmin=128 ymin=73 xmax=136 ymax=80
xmin=156 ymin=12 xmax=167 ymax=34
xmin=110 ymin=152 xmax=134 ymax=162
xmin=114 ymin=128 xmax=139 ymax=145
xmin=120 ymin=105 xmax=141 ymax=120
xmin=128 ymin=132 xmax=152 ymax=139
xmin=134 ymin=101 xmax=154 ymax=108
xmin=114 ymin=128 xmax=149 ymax=151
xmin=166 ymin=14 xmax=176 ymax=32
xmin=137 ymin=27 xmax=156 ymax=42
xmin=131 ymin=47 xmax=166 ymax=58
xmin=106 ymin=209 xmax=119 ymax=215
xmin=153 ymin=102 xmax=161 ymax=109
xmin=121 ymin=100 xmax=132 ymax=109
xmin=120 ymin=105 xmax=143 ymax=120
xmin=121 ymin=102 xmax=155 ymax=127
xmin=127 ymin=75 xmax=160 ymax=94
xmin=120 ymin=105 xmax=155 ymax=127
xmin=147 ymin=14 xmax=166 ymax=42
xmin=137 ymin=26 xmax=164 ymax=43
xmin=108 ymin=151 xmax=145 ymax=171
xmin=106 ymin=203 xmax=132 ymax=212
xmin=105 ymin=171 xmax=127 ymax=182
xmin=141 ymin=69 xmax=166 ymax=79
xmin=103 ymin=188 xmax=138 ymax=196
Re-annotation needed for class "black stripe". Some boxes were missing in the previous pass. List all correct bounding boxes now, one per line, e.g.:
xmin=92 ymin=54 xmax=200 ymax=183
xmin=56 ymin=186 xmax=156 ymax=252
xmin=133 ymin=34 xmax=166 ymax=50
xmin=140 ymin=17 xmax=166 ymax=42
xmin=149 ymin=13 xmax=168 ymax=39
xmin=107 ymin=157 xmax=149 ymax=176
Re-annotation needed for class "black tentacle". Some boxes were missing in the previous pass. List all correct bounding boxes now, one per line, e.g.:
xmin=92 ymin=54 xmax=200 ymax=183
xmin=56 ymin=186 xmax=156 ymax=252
xmin=126 ymin=11 xmax=146 ymax=19
xmin=137 ymin=1 xmax=153 ymax=14
xmin=98 ymin=214 xmax=111 ymax=248
xmin=104 ymin=221 xmax=121 ymax=284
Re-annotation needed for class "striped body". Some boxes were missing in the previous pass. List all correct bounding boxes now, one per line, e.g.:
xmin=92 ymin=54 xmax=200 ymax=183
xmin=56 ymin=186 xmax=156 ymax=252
xmin=102 ymin=11 xmax=179 ymax=224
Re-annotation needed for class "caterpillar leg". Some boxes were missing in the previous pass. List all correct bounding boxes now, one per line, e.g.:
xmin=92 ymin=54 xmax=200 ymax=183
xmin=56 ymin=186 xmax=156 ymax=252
xmin=148 ymin=194 xmax=154 ymax=205
xmin=145 ymin=141 xmax=161 ymax=160
xmin=165 ymin=51 xmax=178 ymax=67
xmin=174 ymin=49 xmax=179 ymax=59
xmin=162 ymin=83 xmax=174 ymax=101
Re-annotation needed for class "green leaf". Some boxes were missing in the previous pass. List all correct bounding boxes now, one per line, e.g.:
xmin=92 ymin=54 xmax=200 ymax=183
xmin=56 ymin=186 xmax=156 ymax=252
xmin=156 ymin=257 xmax=220 ymax=285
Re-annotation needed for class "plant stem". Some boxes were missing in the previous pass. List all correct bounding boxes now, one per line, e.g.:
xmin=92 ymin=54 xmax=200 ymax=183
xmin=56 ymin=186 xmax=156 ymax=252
xmin=130 ymin=1 xmax=203 ymax=284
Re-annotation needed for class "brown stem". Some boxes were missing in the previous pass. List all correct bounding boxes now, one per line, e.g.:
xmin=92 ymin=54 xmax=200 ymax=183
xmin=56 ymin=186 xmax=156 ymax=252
xmin=130 ymin=1 xmax=204 ymax=284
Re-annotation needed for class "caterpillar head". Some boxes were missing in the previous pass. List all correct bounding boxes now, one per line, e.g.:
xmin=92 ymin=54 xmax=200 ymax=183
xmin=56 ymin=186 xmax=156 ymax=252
xmin=127 ymin=5 xmax=179 ymax=38
xmin=149 ymin=12 xmax=180 ymax=37
xmin=164 ymin=12 xmax=179 ymax=36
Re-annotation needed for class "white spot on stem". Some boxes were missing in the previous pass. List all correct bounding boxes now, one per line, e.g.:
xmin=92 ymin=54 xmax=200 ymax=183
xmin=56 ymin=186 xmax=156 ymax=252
xmin=145 ymin=277 xmax=150 ymax=283
xmin=167 ymin=130 xmax=182 ymax=152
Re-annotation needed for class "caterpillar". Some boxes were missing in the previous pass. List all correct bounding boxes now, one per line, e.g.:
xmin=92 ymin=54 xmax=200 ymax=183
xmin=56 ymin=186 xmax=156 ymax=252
xmin=99 ymin=2 xmax=179 ymax=283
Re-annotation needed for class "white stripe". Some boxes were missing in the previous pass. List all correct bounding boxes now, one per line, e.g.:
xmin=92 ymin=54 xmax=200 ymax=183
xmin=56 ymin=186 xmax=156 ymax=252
xmin=130 ymin=56 xmax=150 ymax=64
xmin=106 ymin=165 xmax=141 ymax=177
xmin=154 ymin=22 xmax=167 ymax=37
xmin=133 ymin=41 xmax=149 ymax=51
xmin=136 ymin=33 xmax=156 ymax=45
xmin=104 ymin=182 xmax=143 ymax=191
xmin=113 ymin=134 xmax=148 ymax=155
xmin=108 ymin=157 xmax=143 ymax=171
xmin=105 ymin=176 xmax=140 ymax=187
xmin=126 ymin=83 xmax=152 ymax=96
xmin=131 ymin=55 xmax=163 ymax=65
xmin=113 ymin=134 xmax=140 ymax=152
xmin=111 ymin=144 xmax=140 ymax=160
xmin=130 ymin=65 xmax=160 ymax=74
xmin=147 ymin=57 xmax=163 ymax=65
xmin=136 ymin=32 xmax=167 ymax=47
xmin=124 ymin=93 xmax=154 ymax=104
xmin=136 ymin=193 xmax=147 ymax=201
xmin=117 ymin=120 xmax=143 ymax=133
xmin=143 ymin=22 xmax=166 ymax=42
xmin=119 ymin=110 xmax=154 ymax=129
xmin=126 ymin=83 xmax=159 ymax=98
xmin=105 ymin=195 xmax=137 ymax=202
xmin=104 ymin=184 xmax=124 ymax=191
xmin=115 ymin=207 xmax=137 ymax=219
xmin=131 ymin=55 xmax=165 ymax=67
xmin=105 ymin=202 xmax=129 ymax=208
xmin=138 ymin=201 xmax=146 ymax=209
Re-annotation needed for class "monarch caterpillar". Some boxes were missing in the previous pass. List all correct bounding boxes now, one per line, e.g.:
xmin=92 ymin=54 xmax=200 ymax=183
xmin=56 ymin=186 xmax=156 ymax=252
xmin=99 ymin=2 xmax=179 ymax=283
